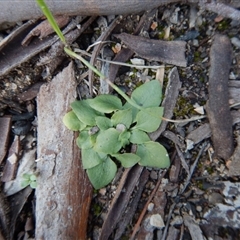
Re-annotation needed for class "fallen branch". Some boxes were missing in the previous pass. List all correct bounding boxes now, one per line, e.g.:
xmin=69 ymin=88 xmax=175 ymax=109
xmin=0 ymin=0 xmax=240 ymax=25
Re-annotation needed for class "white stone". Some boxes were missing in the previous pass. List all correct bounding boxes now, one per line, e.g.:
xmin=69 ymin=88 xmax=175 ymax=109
xmin=231 ymin=37 xmax=240 ymax=48
xmin=148 ymin=203 xmax=154 ymax=212
xmin=130 ymin=58 xmax=145 ymax=66
xmin=150 ymin=214 xmax=165 ymax=229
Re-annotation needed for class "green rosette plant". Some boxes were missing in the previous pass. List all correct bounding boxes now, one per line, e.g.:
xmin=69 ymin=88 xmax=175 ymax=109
xmin=37 ymin=0 xmax=170 ymax=189
xmin=63 ymin=80 xmax=170 ymax=189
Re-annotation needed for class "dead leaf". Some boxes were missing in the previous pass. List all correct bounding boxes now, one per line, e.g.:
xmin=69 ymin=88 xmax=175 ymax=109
xmin=115 ymin=33 xmax=187 ymax=67
xmin=0 ymin=116 xmax=11 ymax=164
xmin=1 ymin=135 xmax=21 ymax=182
xmin=206 ymin=34 xmax=233 ymax=160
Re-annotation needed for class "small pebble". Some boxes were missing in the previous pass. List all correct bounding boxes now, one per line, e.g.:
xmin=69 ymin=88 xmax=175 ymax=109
xmin=150 ymin=214 xmax=165 ymax=229
xmin=148 ymin=202 xmax=154 ymax=212
xmin=196 ymin=206 xmax=202 ymax=212
xmin=99 ymin=188 xmax=107 ymax=195
xmin=130 ymin=58 xmax=145 ymax=67
xmin=192 ymin=39 xmax=199 ymax=47
xmin=208 ymin=192 xmax=224 ymax=205
xmin=150 ymin=170 xmax=158 ymax=180
xmin=231 ymin=37 xmax=240 ymax=48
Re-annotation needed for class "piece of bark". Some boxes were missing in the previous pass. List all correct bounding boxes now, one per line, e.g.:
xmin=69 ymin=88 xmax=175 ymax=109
xmin=149 ymin=67 xmax=182 ymax=140
xmin=0 ymin=1 xmax=239 ymax=25
xmin=201 ymin=1 xmax=240 ymax=21
xmin=0 ymin=22 xmax=59 ymax=77
xmin=0 ymin=117 xmax=11 ymax=164
xmin=229 ymin=80 xmax=240 ymax=104
xmin=169 ymin=155 xmax=181 ymax=183
xmin=37 ymin=16 xmax=95 ymax=78
xmin=36 ymin=62 xmax=92 ymax=239
xmin=162 ymin=130 xmax=185 ymax=149
xmin=186 ymin=123 xmax=211 ymax=146
xmin=0 ymin=17 xmax=82 ymax=77
xmin=8 ymin=187 xmax=33 ymax=240
xmin=17 ymin=82 xmax=45 ymax=102
xmin=231 ymin=110 xmax=240 ymax=125
xmin=22 ymin=16 xmax=70 ymax=46
xmin=0 ymin=189 xmax=10 ymax=240
xmin=114 ymin=169 xmax=149 ymax=240
xmin=99 ymin=164 xmax=143 ymax=240
xmin=228 ymin=136 xmax=240 ymax=176
xmin=1 ymin=136 xmax=20 ymax=182
xmin=0 ymin=0 xmax=179 ymax=25
xmin=183 ymin=213 xmax=206 ymax=240
xmin=206 ymin=34 xmax=233 ymax=160
xmin=0 ymin=21 xmax=36 ymax=51
xmin=115 ymin=33 xmax=187 ymax=67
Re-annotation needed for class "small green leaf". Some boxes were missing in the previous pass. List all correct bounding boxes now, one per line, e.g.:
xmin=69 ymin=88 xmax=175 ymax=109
xmin=71 ymin=100 xmax=103 ymax=126
xmin=30 ymin=174 xmax=37 ymax=181
xmin=112 ymin=153 xmax=140 ymax=168
xmin=94 ymin=128 xmax=122 ymax=154
xmin=95 ymin=116 xmax=113 ymax=130
xmin=130 ymin=129 xmax=150 ymax=144
xmin=81 ymin=148 xmax=104 ymax=169
xmin=21 ymin=179 xmax=30 ymax=188
xmin=77 ymin=131 xmax=93 ymax=149
xmin=87 ymin=157 xmax=117 ymax=189
xmin=22 ymin=173 xmax=31 ymax=180
xmin=63 ymin=111 xmax=86 ymax=131
xmin=88 ymin=95 xmax=122 ymax=113
xmin=119 ymin=131 xmax=131 ymax=147
xmin=30 ymin=181 xmax=37 ymax=189
xmin=131 ymin=80 xmax=162 ymax=107
xmin=123 ymin=102 xmax=139 ymax=123
xmin=111 ymin=108 xmax=133 ymax=128
xmin=136 ymin=142 xmax=170 ymax=168
xmin=134 ymin=107 xmax=164 ymax=132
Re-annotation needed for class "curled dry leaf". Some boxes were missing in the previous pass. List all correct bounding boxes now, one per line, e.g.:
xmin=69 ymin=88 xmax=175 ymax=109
xmin=22 ymin=15 xmax=70 ymax=46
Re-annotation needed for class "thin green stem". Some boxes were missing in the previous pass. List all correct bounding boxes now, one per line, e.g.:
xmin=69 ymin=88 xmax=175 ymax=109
xmin=64 ymin=47 xmax=143 ymax=110
xmin=36 ymin=0 xmax=67 ymax=45
xmin=37 ymin=0 xmax=143 ymax=110
xmin=64 ymin=47 xmax=105 ymax=78
xmin=106 ymin=80 xmax=143 ymax=110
